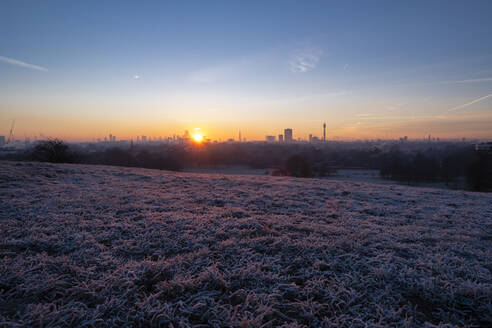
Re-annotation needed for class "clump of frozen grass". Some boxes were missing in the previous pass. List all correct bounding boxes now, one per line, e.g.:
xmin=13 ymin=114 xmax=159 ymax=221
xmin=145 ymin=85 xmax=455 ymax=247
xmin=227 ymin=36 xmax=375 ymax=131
xmin=0 ymin=161 xmax=491 ymax=327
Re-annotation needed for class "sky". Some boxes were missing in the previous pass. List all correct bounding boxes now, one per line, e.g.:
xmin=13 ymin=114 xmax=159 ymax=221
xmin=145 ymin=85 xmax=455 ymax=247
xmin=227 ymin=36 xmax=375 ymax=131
xmin=1 ymin=0 xmax=492 ymax=141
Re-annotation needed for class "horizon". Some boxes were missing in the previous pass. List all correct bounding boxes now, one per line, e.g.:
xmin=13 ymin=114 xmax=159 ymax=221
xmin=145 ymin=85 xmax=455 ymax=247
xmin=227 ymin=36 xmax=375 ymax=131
xmin=2 ymin=1 xmax=492 ymax=141
xmin=35 ymin=134 xmax=490 ymax=144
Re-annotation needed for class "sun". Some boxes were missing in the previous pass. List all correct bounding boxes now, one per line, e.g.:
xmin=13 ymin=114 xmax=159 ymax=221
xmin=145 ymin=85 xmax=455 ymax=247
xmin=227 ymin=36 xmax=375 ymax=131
xmin=192 ymin=133 xmax=203 ymax=143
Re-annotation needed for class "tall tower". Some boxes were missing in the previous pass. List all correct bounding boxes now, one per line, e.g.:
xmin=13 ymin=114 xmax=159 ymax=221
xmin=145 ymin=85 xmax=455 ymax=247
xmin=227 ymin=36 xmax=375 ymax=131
xmin=239 ymin=130 xmax=242 ymax=142
xmin=284 ymin=128 xmax=293 ymax=142
xmin=323 ymin=122 xmax=326 ymax=141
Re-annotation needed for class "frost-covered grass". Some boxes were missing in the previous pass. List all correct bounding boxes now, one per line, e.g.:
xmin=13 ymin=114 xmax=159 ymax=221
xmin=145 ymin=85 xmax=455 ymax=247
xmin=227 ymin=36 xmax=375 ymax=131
xmin=0 ymin=161 xmax=491 ymax=327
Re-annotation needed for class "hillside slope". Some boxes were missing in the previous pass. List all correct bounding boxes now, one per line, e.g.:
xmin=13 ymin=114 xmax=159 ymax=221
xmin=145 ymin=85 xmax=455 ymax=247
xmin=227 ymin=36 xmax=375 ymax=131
xmin=1 ymin=161 xmax=491 ymax=327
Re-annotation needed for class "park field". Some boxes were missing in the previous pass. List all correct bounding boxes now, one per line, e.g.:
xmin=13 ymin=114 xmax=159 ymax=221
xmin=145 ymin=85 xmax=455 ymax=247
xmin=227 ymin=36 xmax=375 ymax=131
xmin=0 ymin=161 xmax=491 ymax=327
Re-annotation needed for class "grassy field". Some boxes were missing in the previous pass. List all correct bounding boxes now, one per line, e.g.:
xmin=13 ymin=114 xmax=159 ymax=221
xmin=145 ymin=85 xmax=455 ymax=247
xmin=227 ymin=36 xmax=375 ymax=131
xmin=1 ymin=161 xmax=491 ymax=327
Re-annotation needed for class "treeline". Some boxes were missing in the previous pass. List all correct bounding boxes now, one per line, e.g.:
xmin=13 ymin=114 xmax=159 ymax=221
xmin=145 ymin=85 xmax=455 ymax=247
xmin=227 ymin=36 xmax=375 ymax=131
xmin=84 ymin=142 xmax=336 ymax=177
xmin=378 ymin=145 xmax=492 ymax=191
xmin=4 ymin=139 xmax=492 ymax=191
xmin=6 ymin=139 xmax=358 ymax=176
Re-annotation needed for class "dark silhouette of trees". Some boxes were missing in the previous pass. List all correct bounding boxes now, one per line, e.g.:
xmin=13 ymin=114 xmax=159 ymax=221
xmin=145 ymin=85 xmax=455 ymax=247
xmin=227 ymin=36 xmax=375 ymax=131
xmin=31 ymin=139 xmax=75 ymax=163
xmin=412 ymin=152 xmax=439 ymax=182
xmin=285 ymin=154 xmax=312 ymax=177
xmin=467 ymin=153 xmax=492 ymax=191
xmin=379 ymin=149 xmax=469 ymax=184
xmin=104 ymin=147 xmax=136 ymax=167
xmin=380 ymin=149 xmax=405 ymax=181
xmin=12 ymin=138 xmax=489 ymax=192
xmin=441 ymin=148 xmax=475 ymax=185
xmin=136 ymin=150 xmax=182 ymax=171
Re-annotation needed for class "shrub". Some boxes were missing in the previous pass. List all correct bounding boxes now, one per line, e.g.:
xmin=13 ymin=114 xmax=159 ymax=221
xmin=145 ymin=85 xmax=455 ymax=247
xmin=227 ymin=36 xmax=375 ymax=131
xmin=31 ymin=139 xmax=75 ymax=163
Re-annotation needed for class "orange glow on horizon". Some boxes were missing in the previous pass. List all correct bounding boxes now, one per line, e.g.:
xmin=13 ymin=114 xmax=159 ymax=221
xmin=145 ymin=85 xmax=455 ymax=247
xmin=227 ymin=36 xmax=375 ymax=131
xmin=3 ymin=110 xmax=492 ymax=142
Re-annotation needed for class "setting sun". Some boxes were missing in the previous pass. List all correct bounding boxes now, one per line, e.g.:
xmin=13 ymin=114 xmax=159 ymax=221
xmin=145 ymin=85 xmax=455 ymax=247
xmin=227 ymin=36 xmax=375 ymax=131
xmin=192 ymin=133 xmax=203 ymax=143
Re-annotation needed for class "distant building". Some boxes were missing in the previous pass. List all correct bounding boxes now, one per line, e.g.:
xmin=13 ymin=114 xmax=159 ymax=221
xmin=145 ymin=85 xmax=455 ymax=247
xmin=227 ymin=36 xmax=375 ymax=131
xmin=323 ymin=122 xmax=326 ymax=141
xmin=266 ymin=135 xmax=276 ymax=142
xmin=0 ymin=136 xmax=5 ymax=146
xmin=278 ymin=134 xmax=283 ymax=142
xmin=142 ymin=136 xmax=147 ymax=143
xmin=476 ymin=142 xmax=492 ymax=152
xmin=284 ymin=128 xmax=293 ymax=142
xmin=309 ymin=134 xmax=313 ymax=142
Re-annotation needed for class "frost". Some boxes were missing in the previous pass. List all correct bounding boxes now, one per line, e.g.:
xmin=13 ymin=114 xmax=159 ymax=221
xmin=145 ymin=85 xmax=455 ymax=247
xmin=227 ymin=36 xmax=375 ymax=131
xmin=1 ymin=161 xmax=491 ymax=327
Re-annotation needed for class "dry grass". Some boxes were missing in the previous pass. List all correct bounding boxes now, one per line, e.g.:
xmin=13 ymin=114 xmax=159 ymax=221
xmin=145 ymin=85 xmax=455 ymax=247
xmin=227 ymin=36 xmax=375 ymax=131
xmin=0 ymin=161 xmax=491 ymax=327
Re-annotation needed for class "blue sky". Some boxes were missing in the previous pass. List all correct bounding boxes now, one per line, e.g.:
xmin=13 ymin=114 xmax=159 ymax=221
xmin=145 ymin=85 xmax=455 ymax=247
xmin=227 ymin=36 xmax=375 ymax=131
xmin=1 ymin=0 xmax=492 ymax=140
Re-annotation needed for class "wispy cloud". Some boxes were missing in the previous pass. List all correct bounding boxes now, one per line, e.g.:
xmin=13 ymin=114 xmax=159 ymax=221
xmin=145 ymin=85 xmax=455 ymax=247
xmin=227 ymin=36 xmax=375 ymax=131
xmin=289 ymin=48 xmax=321 ymax=73
xmin=236 ymin=90 xmax=347 ymax=108
xmin=0 ymin=55 xmax=48 ymax=71
xmin=189 ymin=46 xmax=322 ymax=82
xmin=188 ymin=49 xmax=275 ymax=83
xmin=385 ymin=103 xmax=405 ymax=111
xmin=448 ymin=93 xmax=492 ymax=112
xmin=440 ymin=77 xmax=492 ymax=84
xmin=188 ymin=65 xmax=232 ymax=83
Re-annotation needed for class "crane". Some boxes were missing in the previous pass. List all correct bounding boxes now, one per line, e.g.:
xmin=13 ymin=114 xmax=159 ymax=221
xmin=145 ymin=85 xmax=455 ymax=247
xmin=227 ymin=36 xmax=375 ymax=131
xmin=7 ymin=119 xmax=15 ymax=144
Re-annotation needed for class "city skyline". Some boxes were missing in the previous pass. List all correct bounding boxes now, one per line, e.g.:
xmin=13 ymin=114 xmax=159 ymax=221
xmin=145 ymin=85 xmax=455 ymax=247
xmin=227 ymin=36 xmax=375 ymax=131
xmin=2 ymin=1 xmax=492 ymax=141
xmin=0 ymin=125 xmax=475 ymax=146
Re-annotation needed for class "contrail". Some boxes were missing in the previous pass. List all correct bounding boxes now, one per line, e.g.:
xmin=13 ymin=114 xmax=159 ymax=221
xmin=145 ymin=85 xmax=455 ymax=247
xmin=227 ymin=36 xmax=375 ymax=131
xmin=0 ymin=55 xmax=48 ymax=71
xmin=441 ymin=77 xmax=492 ymax=84
xmin=448 ymin=93 xmax=492 ymax=111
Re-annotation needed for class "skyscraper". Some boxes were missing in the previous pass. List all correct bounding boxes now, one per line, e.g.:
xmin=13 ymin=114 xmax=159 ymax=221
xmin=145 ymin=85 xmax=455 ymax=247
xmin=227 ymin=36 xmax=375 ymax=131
xmin=323 ymin=122 xmax=326 ymax=141
xmin=284 ymin=129 xmax=293 ymax=142
xmin=278 ymin=134 xmax=283 ymax=142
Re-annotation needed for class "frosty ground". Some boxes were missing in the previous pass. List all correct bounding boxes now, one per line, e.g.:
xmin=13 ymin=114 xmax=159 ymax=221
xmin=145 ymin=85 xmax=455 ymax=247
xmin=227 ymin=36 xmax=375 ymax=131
xmin=0 ymin=161 xmax=491 ymax=327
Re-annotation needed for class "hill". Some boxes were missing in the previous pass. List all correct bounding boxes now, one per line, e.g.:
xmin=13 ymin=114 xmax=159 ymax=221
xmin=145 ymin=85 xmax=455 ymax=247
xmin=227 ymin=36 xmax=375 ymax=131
xmin=0 ymin=161 xmax=491 ymax=327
